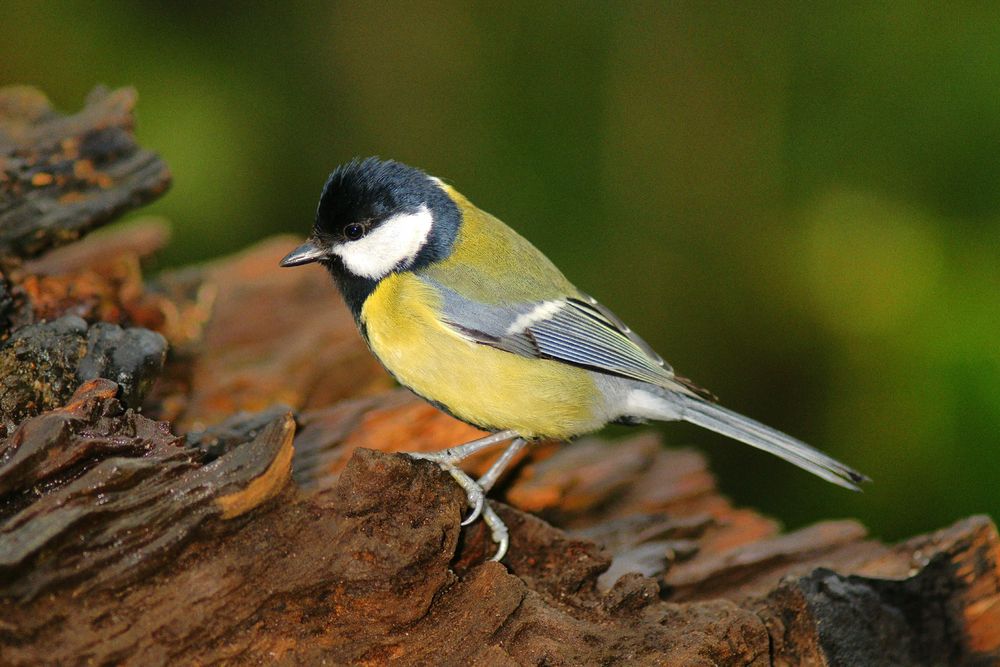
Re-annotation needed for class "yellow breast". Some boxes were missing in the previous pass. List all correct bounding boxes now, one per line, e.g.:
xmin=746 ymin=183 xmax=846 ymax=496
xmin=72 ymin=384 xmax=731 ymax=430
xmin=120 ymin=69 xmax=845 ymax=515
xmin=360 ymin=273 xmax=605 ymax=439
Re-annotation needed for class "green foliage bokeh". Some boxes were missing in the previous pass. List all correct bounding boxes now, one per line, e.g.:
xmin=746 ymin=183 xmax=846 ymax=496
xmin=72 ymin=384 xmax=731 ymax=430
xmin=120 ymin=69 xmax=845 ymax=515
xmin=3 ymin=1 xmax=998 ymax=540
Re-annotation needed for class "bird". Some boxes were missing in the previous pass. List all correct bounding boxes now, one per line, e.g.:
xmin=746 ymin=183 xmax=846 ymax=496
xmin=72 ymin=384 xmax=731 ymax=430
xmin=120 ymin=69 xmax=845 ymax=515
xmin=280 ymin=157 xmax=869 ymax=561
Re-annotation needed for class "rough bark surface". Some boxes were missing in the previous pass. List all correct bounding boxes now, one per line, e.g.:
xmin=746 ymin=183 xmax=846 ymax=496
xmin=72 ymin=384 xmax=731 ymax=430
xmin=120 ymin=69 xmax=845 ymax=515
xmin=1 ymin=87 xmax=998 ymax=666
xmin=0 ymin=86 xmax=171 ymax=259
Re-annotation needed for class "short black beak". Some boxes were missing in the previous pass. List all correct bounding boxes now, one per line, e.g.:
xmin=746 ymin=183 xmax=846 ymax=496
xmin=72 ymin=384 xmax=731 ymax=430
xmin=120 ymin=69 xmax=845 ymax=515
xmin=280 ymin=240 xmax=327 ymax=267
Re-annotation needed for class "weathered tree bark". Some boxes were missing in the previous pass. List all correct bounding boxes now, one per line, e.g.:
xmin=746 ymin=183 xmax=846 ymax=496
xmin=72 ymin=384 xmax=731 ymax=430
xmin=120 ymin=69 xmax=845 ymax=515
xmin=0 ymin=86 xmax=171 ymax=260
xmin=1 ymin=87 xmax=997 ymax=666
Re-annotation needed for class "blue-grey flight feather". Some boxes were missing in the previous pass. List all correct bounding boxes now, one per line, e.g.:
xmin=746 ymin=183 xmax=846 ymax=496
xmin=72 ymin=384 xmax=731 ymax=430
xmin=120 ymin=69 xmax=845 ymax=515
xmin=423 ymin=278 xmax=673 ymax=385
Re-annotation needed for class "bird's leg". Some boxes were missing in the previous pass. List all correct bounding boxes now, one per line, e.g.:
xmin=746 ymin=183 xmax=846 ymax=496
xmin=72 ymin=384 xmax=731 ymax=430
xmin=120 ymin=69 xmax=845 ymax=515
xmin=473 ymin=437 xmax=527 ymax=561
xmin=408 ymin=430 xmax=517 ymax=463
xmin=407 ymin=430 xmax=515 ymax=529
xmin=463 ymin=437 xmax=527 ymax=525
xmin=407 ymin=431 xmax=525 ymax=561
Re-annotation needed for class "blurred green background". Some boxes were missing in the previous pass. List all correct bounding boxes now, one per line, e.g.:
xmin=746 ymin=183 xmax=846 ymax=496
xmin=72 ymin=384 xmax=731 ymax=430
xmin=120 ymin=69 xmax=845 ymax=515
xmin=3 ymin=2 xmax=998 ymax=541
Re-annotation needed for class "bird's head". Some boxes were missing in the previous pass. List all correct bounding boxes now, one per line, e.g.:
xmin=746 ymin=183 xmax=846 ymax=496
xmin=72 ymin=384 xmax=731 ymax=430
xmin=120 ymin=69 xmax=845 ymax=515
xmin=280 ymin=158 xmax=461 ymax=282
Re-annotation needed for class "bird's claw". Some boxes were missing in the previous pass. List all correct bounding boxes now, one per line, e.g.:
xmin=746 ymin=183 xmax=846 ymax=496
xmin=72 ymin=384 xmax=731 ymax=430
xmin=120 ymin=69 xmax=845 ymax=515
xmin=461 ymin=491 xmax=485 ymax=526
xmin=483 ymin=503 xmax=509 ymax=561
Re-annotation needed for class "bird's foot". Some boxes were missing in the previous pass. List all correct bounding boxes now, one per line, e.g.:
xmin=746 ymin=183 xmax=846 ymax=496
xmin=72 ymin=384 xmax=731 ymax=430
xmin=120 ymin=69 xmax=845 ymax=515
xmin=407 ymin=453 xmax=508 ymax=559
xmin=481 ymin=502 xmax=509 ymax=562
xmin=406 ymin=432 xmax=525 ymax=561
xmin=407 ymin=452 xmax=486 ymax=526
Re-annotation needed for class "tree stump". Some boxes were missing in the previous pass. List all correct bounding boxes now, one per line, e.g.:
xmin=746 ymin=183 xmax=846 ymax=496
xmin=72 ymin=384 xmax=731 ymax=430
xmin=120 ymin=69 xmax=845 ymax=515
xmin=1 ymin=87 xmax=997 ymax=666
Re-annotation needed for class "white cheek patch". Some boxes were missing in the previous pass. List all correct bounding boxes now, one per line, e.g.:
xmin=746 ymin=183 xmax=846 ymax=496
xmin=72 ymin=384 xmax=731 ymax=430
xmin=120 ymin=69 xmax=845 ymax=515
xmin=505 ymin=300 xmax=564 ymax=335
xmin=332 ymin=204 xmax=434 ymax=280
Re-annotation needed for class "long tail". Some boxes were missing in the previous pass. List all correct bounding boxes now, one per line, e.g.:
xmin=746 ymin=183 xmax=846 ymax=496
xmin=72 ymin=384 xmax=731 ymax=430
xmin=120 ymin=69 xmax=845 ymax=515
xmin=672 ymin=393 xmax=870 ymax=491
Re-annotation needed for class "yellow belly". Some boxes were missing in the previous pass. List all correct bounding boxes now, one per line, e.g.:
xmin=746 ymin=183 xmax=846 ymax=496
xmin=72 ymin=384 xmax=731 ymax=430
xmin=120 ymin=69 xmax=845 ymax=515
xmin=360 ymin=273 xmax=604 ymax=439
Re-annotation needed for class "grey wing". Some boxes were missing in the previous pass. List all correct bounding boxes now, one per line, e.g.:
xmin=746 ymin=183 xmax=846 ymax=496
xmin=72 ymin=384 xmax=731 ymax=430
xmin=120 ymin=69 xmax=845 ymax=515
xmin=424 ymin=278 xmax=674 ymax=387
xmin=573 ymin=291 xmax=667 ymax=368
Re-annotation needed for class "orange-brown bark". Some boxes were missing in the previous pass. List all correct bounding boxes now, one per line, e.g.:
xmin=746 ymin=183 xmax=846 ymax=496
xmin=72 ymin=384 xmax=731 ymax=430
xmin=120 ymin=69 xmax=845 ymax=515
xmin=1 ymin=86 xmax=997 ymax=666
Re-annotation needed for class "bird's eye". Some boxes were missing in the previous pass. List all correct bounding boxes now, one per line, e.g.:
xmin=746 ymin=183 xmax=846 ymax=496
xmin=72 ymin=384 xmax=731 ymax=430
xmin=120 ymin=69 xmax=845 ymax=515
xmin=344 ymin=223 xmax=365 ymax=241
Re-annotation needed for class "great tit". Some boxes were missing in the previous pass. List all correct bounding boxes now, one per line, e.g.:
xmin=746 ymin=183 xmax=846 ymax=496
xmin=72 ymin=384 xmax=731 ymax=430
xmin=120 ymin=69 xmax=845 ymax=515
xmin=280 ymin=158 xmax=869 ymax=560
